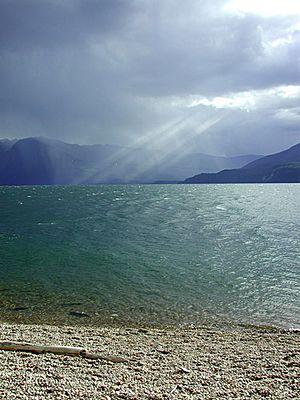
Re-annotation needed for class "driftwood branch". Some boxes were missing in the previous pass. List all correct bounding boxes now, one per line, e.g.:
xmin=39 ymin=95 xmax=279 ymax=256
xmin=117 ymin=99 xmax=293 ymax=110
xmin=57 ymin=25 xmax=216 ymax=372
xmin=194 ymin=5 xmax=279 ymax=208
xmin=0 ymin=341 xmax=127 ymax=363
xmin=0 ymin=342 xmax=85 ymax=355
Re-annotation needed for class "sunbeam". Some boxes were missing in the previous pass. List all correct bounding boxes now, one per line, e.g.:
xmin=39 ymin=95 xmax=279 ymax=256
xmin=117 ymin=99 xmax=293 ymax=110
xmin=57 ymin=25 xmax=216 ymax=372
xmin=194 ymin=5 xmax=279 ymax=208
xmin=84 ymin=107 xmax=227 ymax=183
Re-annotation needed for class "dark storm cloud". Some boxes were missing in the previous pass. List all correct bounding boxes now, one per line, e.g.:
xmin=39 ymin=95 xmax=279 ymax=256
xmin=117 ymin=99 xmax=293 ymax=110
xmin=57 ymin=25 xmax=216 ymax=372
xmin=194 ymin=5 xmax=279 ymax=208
xmin=0 ymin=0 xmax=299 ymax=153
xmin=0 ymin=0 xmax=135 ymax=50
xmin=0 ymin=0 xmax=143 ymax=143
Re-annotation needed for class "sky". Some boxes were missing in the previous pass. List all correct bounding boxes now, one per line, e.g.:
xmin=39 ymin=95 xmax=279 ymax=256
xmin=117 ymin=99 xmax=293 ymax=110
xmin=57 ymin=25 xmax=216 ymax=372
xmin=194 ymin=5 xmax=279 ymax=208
xmin=0 ymin=0 xmax=299 ymax=156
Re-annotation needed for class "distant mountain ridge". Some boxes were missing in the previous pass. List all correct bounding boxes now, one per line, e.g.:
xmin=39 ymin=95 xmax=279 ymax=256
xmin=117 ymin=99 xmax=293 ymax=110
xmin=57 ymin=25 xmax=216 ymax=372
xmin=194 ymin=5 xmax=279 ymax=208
xmin=184 ymin=142 xmax=300 ymax=184
xmin=0 ymin=136 xmax=262 ymax=185
xmin=0 ymin=138 xmax=17 ymax=151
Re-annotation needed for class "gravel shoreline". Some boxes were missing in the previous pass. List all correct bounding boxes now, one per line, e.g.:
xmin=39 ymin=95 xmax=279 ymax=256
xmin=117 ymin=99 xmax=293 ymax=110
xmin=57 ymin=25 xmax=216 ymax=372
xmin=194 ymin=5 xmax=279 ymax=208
xmin=0 ymin=323 xmax=299 ymax=399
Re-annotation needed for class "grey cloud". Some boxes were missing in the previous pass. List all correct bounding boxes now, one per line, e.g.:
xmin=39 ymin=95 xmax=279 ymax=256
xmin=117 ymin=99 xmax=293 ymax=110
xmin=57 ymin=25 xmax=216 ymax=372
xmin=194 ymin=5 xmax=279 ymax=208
xmin=127 ymin=10 xmax=299 ymax=96
xmin=194 ymin=103 xmax=300 ymax=156
xmin=0 ymin=0 xmax=299 ymax=154
xmin=0 ymin=0 xmax=136 ymax=50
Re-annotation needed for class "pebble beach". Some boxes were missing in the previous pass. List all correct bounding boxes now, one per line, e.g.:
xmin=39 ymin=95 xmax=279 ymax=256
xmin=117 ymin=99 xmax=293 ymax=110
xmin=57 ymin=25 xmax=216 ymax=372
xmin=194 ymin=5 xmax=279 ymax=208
xmin=0 ymin=323 xmax=299 ymax=399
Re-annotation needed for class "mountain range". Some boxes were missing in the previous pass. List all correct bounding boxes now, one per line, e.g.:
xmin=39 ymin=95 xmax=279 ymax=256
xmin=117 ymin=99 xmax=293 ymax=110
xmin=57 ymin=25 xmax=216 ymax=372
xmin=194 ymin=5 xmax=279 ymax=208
xmin=184 ymin=142 xmax=300 ymax=183
xmin=0 ymin=137 xmax=262 ymax=185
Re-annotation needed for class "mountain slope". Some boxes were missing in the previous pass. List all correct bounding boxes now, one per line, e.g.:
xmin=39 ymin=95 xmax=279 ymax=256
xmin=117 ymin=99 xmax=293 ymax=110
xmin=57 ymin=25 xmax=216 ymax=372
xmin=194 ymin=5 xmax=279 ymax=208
xmin=0 ymin=136 xmax=262 ymax=185
xmin=0 ymin=138 xmax=17 ymax=152
xmin=184 ymin=143 xmax=300 ymax=183
xmin=0 ymin=137 xmax=123 ymax=185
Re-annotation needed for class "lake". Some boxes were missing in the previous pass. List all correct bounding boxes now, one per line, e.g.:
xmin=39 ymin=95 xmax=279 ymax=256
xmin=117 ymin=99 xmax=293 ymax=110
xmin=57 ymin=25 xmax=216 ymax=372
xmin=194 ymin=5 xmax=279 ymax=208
xmin=0 ymin=184 xmax=299 ymax=329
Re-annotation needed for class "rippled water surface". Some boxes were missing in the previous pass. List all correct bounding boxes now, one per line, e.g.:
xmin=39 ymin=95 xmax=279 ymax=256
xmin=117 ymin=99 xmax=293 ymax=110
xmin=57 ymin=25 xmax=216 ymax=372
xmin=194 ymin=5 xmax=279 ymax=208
xmin=0 ymin=184 xmax=299 ymax=329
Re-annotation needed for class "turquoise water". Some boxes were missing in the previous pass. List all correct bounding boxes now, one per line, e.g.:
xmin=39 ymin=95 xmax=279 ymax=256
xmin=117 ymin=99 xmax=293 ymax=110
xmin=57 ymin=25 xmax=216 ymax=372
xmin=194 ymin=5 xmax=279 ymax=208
xmin=0 ymin=184 xmax=299 ymax=329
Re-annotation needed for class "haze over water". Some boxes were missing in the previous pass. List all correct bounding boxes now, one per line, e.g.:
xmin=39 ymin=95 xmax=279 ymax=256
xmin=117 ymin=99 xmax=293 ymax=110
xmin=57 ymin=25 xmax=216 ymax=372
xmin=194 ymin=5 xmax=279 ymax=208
xmin=0 ymin=184 xmax=299 ymax=329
